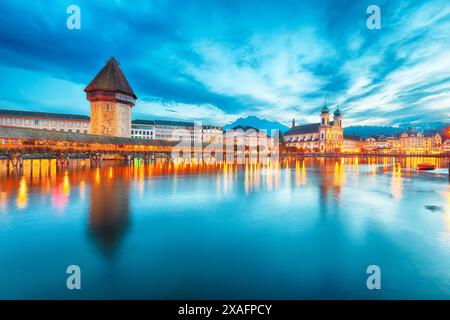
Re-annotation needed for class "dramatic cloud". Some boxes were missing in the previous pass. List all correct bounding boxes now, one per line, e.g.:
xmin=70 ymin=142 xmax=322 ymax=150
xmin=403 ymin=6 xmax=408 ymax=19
xmin=0 ymin=0 xmax=449 ymax=126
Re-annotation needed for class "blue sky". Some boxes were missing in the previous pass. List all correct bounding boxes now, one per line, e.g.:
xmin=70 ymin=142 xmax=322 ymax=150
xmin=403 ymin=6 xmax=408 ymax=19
xmin=0 ymin=0 xmax=449 ymax=127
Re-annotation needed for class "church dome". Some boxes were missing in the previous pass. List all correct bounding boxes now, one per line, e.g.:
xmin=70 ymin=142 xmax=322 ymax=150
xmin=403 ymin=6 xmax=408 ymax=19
xmin=334 ymin=107 xmax=342 ymax=117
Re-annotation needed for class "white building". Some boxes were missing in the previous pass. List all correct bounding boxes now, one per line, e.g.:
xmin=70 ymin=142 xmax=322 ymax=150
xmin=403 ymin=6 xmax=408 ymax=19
xmin=131 ymin=119 xmax=223 ymax=143
xmin=0 ymin=109 xmax=90 ymax=133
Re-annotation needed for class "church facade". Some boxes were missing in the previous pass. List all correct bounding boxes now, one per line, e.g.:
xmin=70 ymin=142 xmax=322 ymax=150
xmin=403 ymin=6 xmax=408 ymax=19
xmin=284 ymin=104 xmax=344 ymax=153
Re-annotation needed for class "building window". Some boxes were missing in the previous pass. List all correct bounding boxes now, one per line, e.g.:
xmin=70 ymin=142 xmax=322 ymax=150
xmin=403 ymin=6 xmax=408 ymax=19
xmin=34 ymin=120 xmax=39 ymax=126
xmin=84 ymin=130 xmax=88 ymax=134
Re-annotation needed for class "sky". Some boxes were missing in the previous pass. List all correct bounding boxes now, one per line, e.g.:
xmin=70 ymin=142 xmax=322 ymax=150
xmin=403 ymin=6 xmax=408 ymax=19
xmin=0 ymin=0 xmax=449 ymax=127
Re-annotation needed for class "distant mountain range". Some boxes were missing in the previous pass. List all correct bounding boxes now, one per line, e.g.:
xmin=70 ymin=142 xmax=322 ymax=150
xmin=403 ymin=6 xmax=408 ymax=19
xmin=224 ymin=116 xmax=448 ymax=138
xmin=224 ymin=116 xmax=289 ymax=135
xmin=345 ymin=122 xmax=448 ymax=138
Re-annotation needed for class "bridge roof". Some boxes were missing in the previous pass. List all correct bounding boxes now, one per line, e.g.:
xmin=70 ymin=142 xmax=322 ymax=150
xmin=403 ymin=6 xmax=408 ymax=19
xmin=0 ymin=126 xmax=178 ymax=147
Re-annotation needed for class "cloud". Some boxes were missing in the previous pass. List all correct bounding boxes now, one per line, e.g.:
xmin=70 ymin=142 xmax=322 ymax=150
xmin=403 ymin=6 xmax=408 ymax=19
xmin=0 ymin=0 xmax=448 ymax=126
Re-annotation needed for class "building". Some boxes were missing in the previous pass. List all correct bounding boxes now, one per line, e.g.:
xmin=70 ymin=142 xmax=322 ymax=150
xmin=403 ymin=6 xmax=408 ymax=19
xmin=130 ymin=120 xmax=155 ymax=140
xmin=131 ymin=119 xmax=223 ymax=144
xmin=364 ymin=135 xmax=400 ymax=154
xmin=284 ymin=103 xmax=343 ymax=153
xmin=342 ymin=134 xmax=364 ymax=153
xmin=85 ymin=57 xmax=137 ymax=138
xmin=399 ymin=128 xmax=442 ymax=154
xmin=225 ymin=125 xmax=272 ymax=147
xmin=223 ymin=125 xmax=274 ymax=160
xmin=444 ymin=140 xmax=450 ymax=154
xmin=363 ymin=129 xmax=442 ymax=154
xmin=0 ymin=109 xmax=90 ymax=133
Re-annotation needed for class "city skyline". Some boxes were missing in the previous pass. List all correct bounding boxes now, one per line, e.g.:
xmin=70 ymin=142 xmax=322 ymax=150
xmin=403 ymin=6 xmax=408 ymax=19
xmin=0 ymin=0 xmax=449 ymax=127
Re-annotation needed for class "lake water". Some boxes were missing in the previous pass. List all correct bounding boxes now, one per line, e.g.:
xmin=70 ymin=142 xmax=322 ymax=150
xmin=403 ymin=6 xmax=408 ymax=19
xmin=0 ymin=157 xmax=449 ymax=299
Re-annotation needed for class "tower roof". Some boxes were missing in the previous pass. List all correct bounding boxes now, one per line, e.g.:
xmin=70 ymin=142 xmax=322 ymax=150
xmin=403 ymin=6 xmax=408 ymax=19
xmin=84 ymin=57 xmax=137 ymax=99
xmin=321 ymin=101 xmax=329 ymax=114
xmin=334 ymin=106 xmax=342 ymax=117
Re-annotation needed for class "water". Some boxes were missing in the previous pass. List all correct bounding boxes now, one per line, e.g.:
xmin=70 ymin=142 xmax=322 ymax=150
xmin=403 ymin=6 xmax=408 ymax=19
xmin=0 ymin=157 xmax=449 ymax=299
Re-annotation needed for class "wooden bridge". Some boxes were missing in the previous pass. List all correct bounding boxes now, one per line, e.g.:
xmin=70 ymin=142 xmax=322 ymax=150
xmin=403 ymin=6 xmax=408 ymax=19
xmin=0 ymin=126 xmax=188 ymax=167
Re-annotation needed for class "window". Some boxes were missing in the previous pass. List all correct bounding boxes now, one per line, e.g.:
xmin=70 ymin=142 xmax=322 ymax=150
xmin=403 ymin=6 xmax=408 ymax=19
xmin=84 ymin=130 xmax=88 ymax=134
xmin=34 ymin=120 xmax=39 ymax=126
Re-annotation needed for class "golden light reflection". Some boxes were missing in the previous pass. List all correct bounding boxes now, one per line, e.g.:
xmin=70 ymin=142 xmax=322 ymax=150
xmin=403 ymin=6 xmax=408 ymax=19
xmin=16 ymin=177 xmax=28 ymax=209
xmin=0 ymin=191 xmax=7 ymax=212
xmin=391 ymin=163 xmax=403 ymax=200
xmin=444 ymin=187 xmax=450 ymax=231
xmin=63 ymin=172 xmax=71 ymax=195
xmin=79 ymin=180 xmax=86 ymax=199
xmin=0 ymin=157 xmax=447 ymax=212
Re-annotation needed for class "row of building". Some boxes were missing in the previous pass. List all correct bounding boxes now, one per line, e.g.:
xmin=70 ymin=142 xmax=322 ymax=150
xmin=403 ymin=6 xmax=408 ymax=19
xmin=0 ymin=109 xmax=275 ymax=146
xmin=283 ymin=104 xmax=448 ymax=155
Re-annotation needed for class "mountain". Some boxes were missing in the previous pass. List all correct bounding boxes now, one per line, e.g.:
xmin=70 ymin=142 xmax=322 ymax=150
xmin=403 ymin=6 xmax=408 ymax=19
xmin=345 ymin=122 xmax=449 ymax=138
xmin=344 ymin=126 xmax=404 ymax=138
xmin=224 ymin=116 xmax=289 ymax=135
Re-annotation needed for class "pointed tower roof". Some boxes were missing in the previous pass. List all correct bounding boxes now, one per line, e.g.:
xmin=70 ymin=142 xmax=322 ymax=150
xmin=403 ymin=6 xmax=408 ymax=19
xmin=321 ymin=100 xmax=329 ymax=114
xmin=334 ymin=106 xmax=342 ymax=117
xmin=85 ymin=57 xmax=137 ymax=100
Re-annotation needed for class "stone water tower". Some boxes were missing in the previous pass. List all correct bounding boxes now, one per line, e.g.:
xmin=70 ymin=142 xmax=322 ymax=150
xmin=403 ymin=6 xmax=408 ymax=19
xmin=85 ymin=57 xmax=137 ymax=138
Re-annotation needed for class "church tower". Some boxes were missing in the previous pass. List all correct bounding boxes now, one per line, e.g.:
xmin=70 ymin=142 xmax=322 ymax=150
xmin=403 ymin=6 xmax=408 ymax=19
xmin=333 ymin=106 xmax=343 ymax=126
xmin=319 ymin=101 xmax=330 ymax=152
xmin=85 ymin=57 xmax=137 ymax=138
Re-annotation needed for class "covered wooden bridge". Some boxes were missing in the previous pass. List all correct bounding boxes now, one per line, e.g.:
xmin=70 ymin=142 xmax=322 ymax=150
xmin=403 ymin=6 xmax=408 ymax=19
xmin=0 ymin=126 xmax=189 ymax=166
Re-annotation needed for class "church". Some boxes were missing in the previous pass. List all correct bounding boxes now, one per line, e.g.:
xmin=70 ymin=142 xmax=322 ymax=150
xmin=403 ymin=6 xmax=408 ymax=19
xmin=284 ymin=103 xmax=344 ymax=153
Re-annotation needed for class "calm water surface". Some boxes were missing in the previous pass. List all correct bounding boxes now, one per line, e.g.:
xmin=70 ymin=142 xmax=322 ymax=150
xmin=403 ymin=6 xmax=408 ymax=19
xmin=0 ymin=157 xmax=449 ymax=299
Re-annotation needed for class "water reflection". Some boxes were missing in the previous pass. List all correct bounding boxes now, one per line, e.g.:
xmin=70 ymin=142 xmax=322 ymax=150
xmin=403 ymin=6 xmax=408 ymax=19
xmin=0 ymin=156 xmax=449 ymax=299
xmin=0 ymin=157 xmax=448 ymax=245
xmin=88 ymin=166 xmax=131 ymax=255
